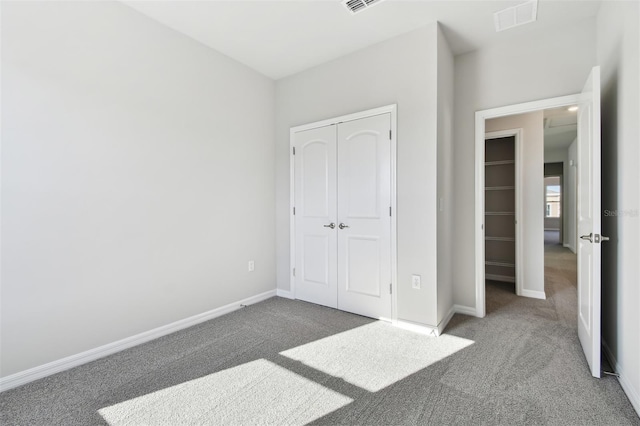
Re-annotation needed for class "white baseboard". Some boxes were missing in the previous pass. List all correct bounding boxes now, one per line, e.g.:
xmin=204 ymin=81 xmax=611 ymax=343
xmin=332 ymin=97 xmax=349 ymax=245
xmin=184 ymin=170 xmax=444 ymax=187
xmin=276 ymin=289 xmax=295 ymax=299
xmin=602 ymin=339 xmax=640 ymax=416
xmin=437 ymin=305 xmax=456 ymax=335
xmin=521 ymin=289 xmax=546 ymax=300
xmin=394 ymin=319 xmax=439 ymax=337
xmin=453 ymin=304 xmax=479 ymax=317
xmin=0 ymin=289 xmax=277 ymax=393
xmin=563 ymin=243 xmax=577 ymax=254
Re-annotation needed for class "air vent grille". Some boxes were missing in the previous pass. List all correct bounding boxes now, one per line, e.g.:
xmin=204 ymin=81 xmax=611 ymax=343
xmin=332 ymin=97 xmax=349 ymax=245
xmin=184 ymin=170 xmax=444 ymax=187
xmin=342 ymin=0 xmax=386 ymax=14
xmin=494 ymin=0 xmax=538 ymax=32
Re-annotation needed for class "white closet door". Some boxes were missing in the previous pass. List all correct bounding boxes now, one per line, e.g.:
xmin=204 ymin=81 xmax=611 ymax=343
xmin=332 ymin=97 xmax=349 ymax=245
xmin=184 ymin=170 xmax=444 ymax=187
xmin=294 ymin=125 xmax=338 ymax=308
xmin=336 ymin=114 xmax=392 ymax=320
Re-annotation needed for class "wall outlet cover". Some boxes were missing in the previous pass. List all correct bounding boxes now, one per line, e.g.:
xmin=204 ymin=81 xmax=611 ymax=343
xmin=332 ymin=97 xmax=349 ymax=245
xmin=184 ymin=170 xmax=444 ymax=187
xmin=411 ymin=274 xmax=421 ymax=289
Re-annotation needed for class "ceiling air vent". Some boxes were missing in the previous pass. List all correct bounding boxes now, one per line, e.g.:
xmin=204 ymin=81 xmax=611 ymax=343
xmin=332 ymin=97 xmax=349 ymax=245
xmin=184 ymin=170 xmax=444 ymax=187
xmin=342 ymin=0 xmax=387 ymax=15
xmin=494 ymin=0 xmax=538 ymax=32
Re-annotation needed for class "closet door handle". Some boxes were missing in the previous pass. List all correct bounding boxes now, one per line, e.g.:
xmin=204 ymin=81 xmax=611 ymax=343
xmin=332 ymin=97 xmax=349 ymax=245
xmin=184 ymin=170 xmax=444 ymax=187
xmin=323 ymin=223 xmax=335 ymax=229
xmin=338 ymin=223 xmax=350 ymax=230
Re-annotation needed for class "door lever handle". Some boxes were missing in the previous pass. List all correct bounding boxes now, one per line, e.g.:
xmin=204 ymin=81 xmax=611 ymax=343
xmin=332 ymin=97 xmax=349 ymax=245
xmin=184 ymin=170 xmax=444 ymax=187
xmin=338 ymin=223 xmax=350 ymax=230
xmin=323 ymin=223 xmax=335 ymax=229
xmin=580 ymin=233 xmax=610 ymax=243
xmin=580 ymin=233 xmax=593 ymax=243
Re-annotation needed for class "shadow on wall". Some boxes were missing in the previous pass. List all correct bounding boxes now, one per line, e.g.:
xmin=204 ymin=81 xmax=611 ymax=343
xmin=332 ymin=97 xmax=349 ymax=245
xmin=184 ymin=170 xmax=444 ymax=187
xmin=600 ymin=59 xmax=619 ymax=356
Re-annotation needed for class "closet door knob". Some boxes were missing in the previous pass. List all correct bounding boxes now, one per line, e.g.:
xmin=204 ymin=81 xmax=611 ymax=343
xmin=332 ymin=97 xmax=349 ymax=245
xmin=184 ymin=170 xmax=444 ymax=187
xmin=323 ymin=223 xmax=335 ymax=229
xmin=338 ymin=223 xmax=350 ymax=229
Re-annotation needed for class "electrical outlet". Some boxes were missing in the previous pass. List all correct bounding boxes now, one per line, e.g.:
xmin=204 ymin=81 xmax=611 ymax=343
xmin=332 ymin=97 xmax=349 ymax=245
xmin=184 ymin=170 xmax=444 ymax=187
xmin=411 ymin=274 xmax=421 ymax=289
xmin=248 ymin=261 xmax=255 ymax=272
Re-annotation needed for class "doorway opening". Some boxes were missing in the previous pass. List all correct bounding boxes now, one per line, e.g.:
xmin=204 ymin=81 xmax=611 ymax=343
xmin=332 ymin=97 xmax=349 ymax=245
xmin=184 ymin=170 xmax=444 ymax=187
xmin=474 ymin=66 xmax=602 ymax=378
xmin=544 ymin=175 xmax=562 ymax=245
xmin=474 ymin=93 xmax=581 ymax=318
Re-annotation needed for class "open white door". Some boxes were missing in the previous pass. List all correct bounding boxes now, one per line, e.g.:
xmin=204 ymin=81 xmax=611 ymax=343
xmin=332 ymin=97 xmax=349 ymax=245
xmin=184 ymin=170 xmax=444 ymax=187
xmin=577 ymin=66 xmax=603 ymax=378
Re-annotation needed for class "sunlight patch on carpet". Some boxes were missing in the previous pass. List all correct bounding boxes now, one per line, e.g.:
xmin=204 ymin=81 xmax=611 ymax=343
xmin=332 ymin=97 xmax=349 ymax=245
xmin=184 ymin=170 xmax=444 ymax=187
xmin=280 ymin=321 xmax=474 ymax=392
xmin=98 ymin=359 xmax=352 ymax=425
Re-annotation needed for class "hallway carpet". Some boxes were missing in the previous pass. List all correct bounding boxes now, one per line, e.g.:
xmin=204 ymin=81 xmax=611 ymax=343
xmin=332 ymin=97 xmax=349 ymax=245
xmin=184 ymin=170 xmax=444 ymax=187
xmin=1 ymin=247 xmax=638 ymax=425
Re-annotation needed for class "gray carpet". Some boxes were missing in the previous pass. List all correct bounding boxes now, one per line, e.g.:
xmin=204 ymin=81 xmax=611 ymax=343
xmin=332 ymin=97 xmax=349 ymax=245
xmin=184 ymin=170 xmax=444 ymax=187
xmin=1 ymin=247 xmax=638 ymax=425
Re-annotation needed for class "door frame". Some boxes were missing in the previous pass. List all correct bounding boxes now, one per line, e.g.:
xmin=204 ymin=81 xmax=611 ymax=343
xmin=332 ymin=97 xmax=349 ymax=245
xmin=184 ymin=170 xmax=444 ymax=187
xmin=484 ymin=129 xmax=524 ymax=297
xmin=289 ymin=104 xmax=398 ymax=321
xmin=475 ymin=95 xmax=579 ymax=318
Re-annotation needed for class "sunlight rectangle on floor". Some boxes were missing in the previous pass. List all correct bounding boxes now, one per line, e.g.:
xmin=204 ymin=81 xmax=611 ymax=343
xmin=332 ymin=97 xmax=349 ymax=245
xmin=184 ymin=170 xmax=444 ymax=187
xmin=98 ymin=359 xmax=353 ymax=425
xmin=280 ymin=321 xmax=474 ymax=392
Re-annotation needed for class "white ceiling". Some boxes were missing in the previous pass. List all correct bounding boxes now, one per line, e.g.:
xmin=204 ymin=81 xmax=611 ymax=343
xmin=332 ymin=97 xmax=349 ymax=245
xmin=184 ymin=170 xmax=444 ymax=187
xmin=123 ymin=0 xmax=601 ymax=80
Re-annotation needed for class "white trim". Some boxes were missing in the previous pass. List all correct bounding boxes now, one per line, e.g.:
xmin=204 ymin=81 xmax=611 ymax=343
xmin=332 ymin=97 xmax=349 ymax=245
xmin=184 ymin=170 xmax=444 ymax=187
xmin=437 ymin=305 xmax=456 ymax=335
xmin=603 ymin=339 xmax=640 ymax=416
xmin=520 ymin=289 xmax=546 ymax=300
xmin=453 ymin=304 xmax=479 ymax=317
xmin=289 ymin=104 xmax=398 ymax=321
xmin=0 ymin=290 xmax=277 ymax=392
xmin=475 ymin=94 xmax=580 ymax=317
xmin=290 ymin=104 xmax=397 ymax=134
xmin=289 ymin=126 xmax=297 ymax=300
xmin=390 ymin=107 xmax=398 ymax=327
xmin=276 ymin=289 xmax=295 ymax=299
xmin=395 ymin=303 xmax=480 ymax=337
xmin=394 ymin=319 xmax=439 ymax=337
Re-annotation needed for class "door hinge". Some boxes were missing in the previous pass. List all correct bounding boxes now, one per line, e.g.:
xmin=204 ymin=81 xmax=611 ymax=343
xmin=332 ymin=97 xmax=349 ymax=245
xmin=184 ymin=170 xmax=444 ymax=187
xmin=293 ymin=207 xmax=296 ymax=215
xmin=389 ymin=283 xmax=392 ymax=294
xmin=389 ymin=206 xmax=392 ymax=217
xmin=292 ymin=147 xmax=296 ymax=155
xmin=293 ymin=268 xmax=296 ymax=277
xmin=389 ymin=130 xmax=392 ymax=140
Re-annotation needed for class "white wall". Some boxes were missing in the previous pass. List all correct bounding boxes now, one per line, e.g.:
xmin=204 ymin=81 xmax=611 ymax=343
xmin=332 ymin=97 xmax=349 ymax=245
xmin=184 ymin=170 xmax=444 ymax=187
xmin=452 ymin=18 xmax=597 ymax=308
xmin=486 ymin=112 xmax=545 ymax=297
xmin=597 ymin=0 xmax=640 ymax=414
xmin=436 ymin=25 xmax=455 ymax=326
xmin=544 ymin=148 xmax=568 ymax=163
xmin=276 ymin=25 xmax=441 ymax=327
xmin=1 ymin=1 xmax=276 ymax=377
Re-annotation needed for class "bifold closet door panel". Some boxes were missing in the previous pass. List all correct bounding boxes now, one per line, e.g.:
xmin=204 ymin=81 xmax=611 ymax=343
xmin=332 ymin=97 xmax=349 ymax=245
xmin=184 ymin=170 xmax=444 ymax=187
xmin=293 ymin=125 xmax=338 ymax=309
xmin=336 ymin=113 xmax=392 ymax=320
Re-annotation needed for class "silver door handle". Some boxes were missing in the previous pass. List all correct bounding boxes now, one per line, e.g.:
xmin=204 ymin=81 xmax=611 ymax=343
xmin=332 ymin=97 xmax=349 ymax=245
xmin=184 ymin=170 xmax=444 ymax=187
xmin=338 ymin=223 xmax=350 ymax=229
xmin=581 ymin=233 xmax=610 ymax=243
xmin=323 ymin=223 xmax=335 ymax=229
xmin=580 ymin=233 xmax=593 ymax=243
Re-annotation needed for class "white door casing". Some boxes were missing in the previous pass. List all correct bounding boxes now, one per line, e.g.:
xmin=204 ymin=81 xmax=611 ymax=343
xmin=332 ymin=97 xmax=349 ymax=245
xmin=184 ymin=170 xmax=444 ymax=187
xmin=577 ymin=66 xmax=602 ymax=378
xmin=293 ymin=125 xmax=338 ymax=308
xmin=336 ymin=114 xmax=392 ymax=320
